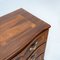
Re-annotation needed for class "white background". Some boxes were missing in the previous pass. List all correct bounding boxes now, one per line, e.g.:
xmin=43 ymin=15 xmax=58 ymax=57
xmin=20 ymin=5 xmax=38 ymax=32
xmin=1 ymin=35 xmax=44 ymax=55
xmin=0 ymin=0 xmax=60 ymax=60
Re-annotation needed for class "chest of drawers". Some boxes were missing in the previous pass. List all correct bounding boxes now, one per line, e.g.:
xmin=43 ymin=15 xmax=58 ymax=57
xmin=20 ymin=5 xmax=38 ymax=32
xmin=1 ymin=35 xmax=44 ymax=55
xmin=0 ymin=8 xmax=51 ymax=60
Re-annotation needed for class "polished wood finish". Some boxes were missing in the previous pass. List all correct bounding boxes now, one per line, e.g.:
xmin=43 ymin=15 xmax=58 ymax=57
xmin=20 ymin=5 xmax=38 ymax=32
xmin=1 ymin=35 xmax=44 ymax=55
xmin=12 ymin=30 xmax=48 ymax=60
xmin=28 ymin=43 xmax=46 ymax=60
xmin=36 ymin=54 xmax=44 ymax=60
xmin=0 ymin=8 xmax=50 ymax=60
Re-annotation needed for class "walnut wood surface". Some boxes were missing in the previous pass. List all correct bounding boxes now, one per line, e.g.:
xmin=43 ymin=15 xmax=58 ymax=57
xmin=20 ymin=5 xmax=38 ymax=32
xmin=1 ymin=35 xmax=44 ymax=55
xmin=28 ymin=43 xmax=46 ymax=60
xmin=36 ymin=53 xmax=44 ymax=60
xmin=12 ymin=29 xmax=48 ymax=60
xmin=0 ymin=8 xmax=50 ymax=60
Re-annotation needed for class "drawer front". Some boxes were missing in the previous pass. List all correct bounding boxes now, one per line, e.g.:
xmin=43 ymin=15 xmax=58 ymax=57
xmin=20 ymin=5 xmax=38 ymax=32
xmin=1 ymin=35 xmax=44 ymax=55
xmin=12 ymin=30 xmax=48 ymax=60
xmin=36 ymin=54 xmax=44 ymax=60
xmin=28 ymin=43 xmax=46 ymax=60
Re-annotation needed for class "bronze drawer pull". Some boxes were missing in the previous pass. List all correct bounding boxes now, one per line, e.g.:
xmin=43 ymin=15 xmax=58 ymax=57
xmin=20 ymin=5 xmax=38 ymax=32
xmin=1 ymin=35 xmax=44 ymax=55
xmin=29 ymin=41 xmax=38 ymax=51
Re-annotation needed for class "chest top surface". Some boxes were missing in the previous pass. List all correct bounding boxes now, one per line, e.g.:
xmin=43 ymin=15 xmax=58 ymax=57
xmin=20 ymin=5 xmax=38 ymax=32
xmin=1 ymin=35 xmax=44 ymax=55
xmin=0 ymin=8 xmax=50 ymax=60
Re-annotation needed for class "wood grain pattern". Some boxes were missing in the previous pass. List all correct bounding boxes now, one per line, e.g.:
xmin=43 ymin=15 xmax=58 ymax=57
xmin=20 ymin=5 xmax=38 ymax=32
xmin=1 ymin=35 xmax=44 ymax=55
xmin=0 ymin=21 xmax=34 ymax=45
xmin=28 ymin=43 xmax=46 ymax=60
xmin=0 ymin=8 xmax=50 ymax=60
xmin=36 ymin=53 xmax=44 ymax=60
xmin=12 ymin=29 xmax=48 ymax=60
xmin=0 ymin=15 xmax=24 ymax=33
